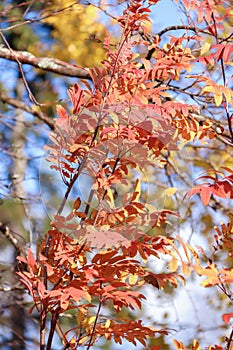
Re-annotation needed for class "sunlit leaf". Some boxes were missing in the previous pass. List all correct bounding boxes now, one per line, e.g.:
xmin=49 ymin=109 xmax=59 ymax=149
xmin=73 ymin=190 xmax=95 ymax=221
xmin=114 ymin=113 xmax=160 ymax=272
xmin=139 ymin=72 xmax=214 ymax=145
xmin=169 ymin=257 xmax=178 ymax=272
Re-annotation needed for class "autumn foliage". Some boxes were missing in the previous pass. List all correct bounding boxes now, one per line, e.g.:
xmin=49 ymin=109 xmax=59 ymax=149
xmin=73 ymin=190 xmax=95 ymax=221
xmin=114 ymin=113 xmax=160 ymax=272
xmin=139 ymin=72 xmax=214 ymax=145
xmin=12 ymin=0 xmax=233 ymax=349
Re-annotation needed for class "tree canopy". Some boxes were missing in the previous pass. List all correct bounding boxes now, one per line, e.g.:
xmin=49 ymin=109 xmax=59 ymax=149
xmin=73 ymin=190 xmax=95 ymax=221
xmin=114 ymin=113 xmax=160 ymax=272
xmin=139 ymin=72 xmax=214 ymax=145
xmin=0 ymin=0 xmax=233 ymax=349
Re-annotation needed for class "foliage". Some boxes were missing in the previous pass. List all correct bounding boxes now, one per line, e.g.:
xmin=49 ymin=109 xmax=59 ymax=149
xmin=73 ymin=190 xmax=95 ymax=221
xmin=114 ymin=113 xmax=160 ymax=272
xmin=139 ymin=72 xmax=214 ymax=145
xmin=0 ymin=0 xmax=233 ymax=349
xmin=35 ymin=0 xmax=107 ymax=67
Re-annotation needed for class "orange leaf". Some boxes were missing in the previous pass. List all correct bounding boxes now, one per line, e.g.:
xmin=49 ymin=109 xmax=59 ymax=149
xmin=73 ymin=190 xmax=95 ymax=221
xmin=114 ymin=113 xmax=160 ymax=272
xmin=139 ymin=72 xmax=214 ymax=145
xmin=27 ymin=248 xmax=36 ymax=269
xmin=200 ymin=187 xmax=211 ymax=206
xmin=173 ymin=339 xmax=186 ymax=349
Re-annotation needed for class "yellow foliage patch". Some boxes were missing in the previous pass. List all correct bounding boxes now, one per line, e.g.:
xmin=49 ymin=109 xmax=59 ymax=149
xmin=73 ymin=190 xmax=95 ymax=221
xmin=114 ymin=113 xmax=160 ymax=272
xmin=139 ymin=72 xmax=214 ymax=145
xmin=32 ymin=0 xmax=108 ymax=66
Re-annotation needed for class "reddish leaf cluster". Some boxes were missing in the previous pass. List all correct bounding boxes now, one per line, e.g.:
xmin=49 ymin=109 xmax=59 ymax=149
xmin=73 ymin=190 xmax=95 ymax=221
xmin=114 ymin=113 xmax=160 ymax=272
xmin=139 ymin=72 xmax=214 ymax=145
xmin=187 ymin=168 xmax=233 ymax=205
xmin=15 ymin=0 xmax=233 ymax=349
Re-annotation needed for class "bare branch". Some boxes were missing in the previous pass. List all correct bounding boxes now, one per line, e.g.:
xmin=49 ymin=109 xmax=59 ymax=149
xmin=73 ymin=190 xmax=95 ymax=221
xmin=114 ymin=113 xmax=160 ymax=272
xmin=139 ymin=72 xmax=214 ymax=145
xmin=0 ymin=31 xmax=43 ymax=105
xmin=0 ymin=46 xmax=91 ymax=79
xmin=0 ymin=222 xmax=22 ymax=254
xmin=156 ymin=25 xmax=209 ymax=37
xmin=0 ymin=286 xmax=24 ymax=292
xmin=227 ymin=328 xmax=233 ymax=350
xmin=0 ymin=91 xmax=55 ymax=129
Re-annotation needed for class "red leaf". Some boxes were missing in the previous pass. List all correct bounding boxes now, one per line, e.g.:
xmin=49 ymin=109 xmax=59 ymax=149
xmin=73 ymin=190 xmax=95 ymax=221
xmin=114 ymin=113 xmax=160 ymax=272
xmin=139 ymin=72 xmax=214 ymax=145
xmin=100 ymin=126 xmax=117 ymax=138
xmin=92 ymin=250 xmax=118 ymax=264
xmin=222 ymin=45 xmax=233 ymax=62
xmin=212 ymin=44 xmax=233 ymax=62
xmin=68 ymin=83 xmax=85 ymax=114
xmin=212 ymin=44 xmax=225 ymax=61
xmin=222 ymin=312 xmax=233 ymax=324
xmin=56 ymin=104 xmax=69 ymax=119
xmin=198 ymin=54 xmax=215 ymax=66
xmin=56 ymin=105 xmax=70 ymax=129
xmin=27 ymin=248 xmax=36 ymax=269
xmin=60 ymin=292 xmax=69 ymax=310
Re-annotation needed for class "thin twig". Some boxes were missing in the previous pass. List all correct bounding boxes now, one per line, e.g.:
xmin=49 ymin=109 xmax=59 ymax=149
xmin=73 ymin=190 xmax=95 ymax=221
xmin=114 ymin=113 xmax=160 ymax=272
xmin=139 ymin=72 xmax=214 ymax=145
xmin=0 ymin=31 xmax=43 ymax=105
xmin=0 ymin=1 xmax=82 ymax=32
xmin=0 ymin=91 xmax=54 ymax=129
xmin=46 ymin=308 xmax=60 ymax=350
xmin=227 ymin=328 xmax=233 ymax=350
xmin=86 ymin=297 xmax=103 ymax=350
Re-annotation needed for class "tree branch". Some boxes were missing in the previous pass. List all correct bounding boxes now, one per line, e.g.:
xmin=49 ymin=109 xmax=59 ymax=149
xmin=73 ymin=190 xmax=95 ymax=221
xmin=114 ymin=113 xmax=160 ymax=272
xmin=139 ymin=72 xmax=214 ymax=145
xmin=143 ymin=25 xmax=210 ymax=61
xmin=0 ymin=46 xmax=91 ymax=79
xmin=0 ymin=222 xmax=22 ymax=255
xmin=0 ymin=91 xmax=55 ymax=130
xmin=156 ymin=25 xmax=207 ymax=37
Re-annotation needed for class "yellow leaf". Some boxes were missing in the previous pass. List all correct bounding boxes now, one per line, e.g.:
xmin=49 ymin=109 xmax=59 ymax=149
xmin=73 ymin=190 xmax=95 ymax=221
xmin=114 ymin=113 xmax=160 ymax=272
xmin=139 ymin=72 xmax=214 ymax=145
xmin=163 ymin=187 xmax=177 ymax=197
xmin=119 ymin=271 xmax=128 ymax=282
xmin=182 ymin=262 xmax=191 ymax=277
xmin=105 ymin=319 xmax=111 ymax=328
xmin=69 ymin=337 xmax=76 ymax=346
xmin=223 ymin=87 xmax=233 ymax=103
xmin=213 ymin=90 xmax=223 ymax=106
xmin=40 ymin=1 xmax=106 ymax=67
xmin=106 ymin=189 xmax=114 ymax=208
xmin=187 ymin=244 xmax=199 ymax=263
xmin=82 ymin=316 xmax=96 ymax=327
xmin=189 ymin=130 xmax=196 ymax=142
xmin=192 ymin=339 xmax=200 ymax=350
xmin=31 ymin=104 xmax=42 ymax=113
xmin=77 ymin=308 xmax=86 ymax=325
xmin=200 ymin=42 xmax=211 ymax=56
xmin=71 ymin=261 xmax=77 ymax=269
xmin=78 ymin=336 xmax=88 ymax=345
xmin=203 ymin=84 xmax=223 ymax=106
xmin=169 ymin=257 xmax=178 ymax=272
xmin=79 ymin=254 xmax=85 ymax=264
xmin=129 ymin=274 xmax=138 ymax=285
xmin=202 ymin=85 xmax=213 ymax=94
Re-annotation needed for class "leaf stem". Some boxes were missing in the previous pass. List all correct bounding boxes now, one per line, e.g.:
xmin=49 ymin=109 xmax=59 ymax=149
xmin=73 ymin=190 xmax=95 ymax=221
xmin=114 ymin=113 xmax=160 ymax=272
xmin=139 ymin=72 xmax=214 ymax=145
xmin=86 ymin=298 xmax=103 ymax=350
